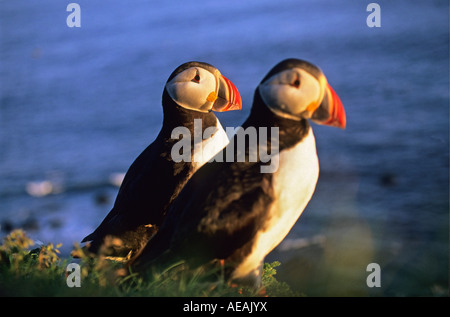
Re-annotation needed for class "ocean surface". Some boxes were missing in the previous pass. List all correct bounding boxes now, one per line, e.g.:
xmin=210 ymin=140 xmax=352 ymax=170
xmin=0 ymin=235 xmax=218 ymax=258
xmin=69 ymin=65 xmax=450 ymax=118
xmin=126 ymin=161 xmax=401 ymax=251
xmin=1 ymin=0 xmax=448 ymax=296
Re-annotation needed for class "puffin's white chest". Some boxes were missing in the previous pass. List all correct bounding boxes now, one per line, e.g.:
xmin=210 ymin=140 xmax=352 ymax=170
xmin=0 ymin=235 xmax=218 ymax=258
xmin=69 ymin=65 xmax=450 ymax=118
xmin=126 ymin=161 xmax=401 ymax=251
xmin=267 ymin=128 xmax=319 ymax=244
xmin=193 ymin=120 xmax=229 ymax=168
xmin=232 ymin=127 xmax=319 ymax=279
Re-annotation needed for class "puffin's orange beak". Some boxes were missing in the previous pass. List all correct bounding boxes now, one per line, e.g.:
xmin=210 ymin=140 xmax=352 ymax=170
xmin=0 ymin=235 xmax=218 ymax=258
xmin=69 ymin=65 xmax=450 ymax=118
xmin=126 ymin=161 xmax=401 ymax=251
xmin=212 ymin=75 xmax=242 ymax=112
xmin=311 ymin=83 xmax=346 ymax=129
xmin=322 ymin=83 xmax=346 ymax=129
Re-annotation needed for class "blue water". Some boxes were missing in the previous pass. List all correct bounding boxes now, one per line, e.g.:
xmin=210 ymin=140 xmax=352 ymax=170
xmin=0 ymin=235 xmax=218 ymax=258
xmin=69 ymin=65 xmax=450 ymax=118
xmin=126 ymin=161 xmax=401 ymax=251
xmin=1 ymin=0 xmax=448 ymax=296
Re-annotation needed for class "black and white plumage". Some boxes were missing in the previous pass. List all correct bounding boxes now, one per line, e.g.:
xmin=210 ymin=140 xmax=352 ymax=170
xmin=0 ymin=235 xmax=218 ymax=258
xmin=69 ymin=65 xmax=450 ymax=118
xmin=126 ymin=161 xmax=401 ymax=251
xmin=128 ymin=58 xmax=346 ymax=287
xmin=81 ymin=62 xmax=242 ymax=256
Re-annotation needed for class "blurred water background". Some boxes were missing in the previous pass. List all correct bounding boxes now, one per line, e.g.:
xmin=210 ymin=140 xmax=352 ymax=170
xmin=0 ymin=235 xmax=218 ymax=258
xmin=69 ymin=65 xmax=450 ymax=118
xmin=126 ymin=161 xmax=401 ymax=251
xmin=0 ymin=0 xmax=448 ymax=296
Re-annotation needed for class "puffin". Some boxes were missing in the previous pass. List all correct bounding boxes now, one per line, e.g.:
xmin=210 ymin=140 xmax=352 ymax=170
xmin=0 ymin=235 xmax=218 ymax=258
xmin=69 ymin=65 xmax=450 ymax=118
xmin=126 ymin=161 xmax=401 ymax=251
xmin=81 ymin=61 xmax=242 ymax=257
xmin=128 ymin=58 xmax=346 ymax=288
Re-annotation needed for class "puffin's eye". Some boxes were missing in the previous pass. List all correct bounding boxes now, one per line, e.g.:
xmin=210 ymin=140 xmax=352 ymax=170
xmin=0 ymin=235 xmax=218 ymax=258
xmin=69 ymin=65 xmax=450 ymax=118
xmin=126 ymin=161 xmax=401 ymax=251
xmin=192 ymin=74 xmax=201 ymax=83
xmin=291 ymin=78 xmax=300 ymax=88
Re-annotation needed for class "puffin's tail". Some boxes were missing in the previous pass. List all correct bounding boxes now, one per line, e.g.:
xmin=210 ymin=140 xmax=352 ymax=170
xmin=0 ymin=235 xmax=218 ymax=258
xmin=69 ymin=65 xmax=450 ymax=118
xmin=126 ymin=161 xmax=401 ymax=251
xmin=71 ymin=231 xmax=103 ymax=257
xmin=81 ymin=232 xmax=94 ymax=243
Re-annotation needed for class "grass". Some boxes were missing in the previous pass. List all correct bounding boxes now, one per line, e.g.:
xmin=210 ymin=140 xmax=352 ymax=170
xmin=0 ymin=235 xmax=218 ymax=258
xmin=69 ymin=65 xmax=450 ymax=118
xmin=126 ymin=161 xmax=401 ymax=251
xmin=0 ymin=229 xmax=300 ymax=297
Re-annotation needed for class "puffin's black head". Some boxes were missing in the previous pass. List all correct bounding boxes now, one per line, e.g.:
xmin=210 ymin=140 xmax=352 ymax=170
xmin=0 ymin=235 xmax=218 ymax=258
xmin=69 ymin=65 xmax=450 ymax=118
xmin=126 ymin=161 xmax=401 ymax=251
xmin=257 ymin=58 xmax=346 ymax=129
xmin=164 ymin=61 xmax=242 ymax=114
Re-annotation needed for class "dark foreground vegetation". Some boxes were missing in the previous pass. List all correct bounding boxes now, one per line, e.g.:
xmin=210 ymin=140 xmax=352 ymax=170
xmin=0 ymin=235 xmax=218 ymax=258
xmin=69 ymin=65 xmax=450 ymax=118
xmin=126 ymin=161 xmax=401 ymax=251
xmin=0 ymin=229 xmax=300 ymax=297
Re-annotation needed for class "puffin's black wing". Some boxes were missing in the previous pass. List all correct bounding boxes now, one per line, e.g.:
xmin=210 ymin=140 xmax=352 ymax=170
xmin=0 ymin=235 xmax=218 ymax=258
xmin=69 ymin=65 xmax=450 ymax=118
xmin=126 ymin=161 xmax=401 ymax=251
xmin=81 ymin=140 xmax=159 ymax=241
xmin=82 ymin=135 xmax=192 ymax=251
xmin=132 ymin=157 xmax=275 ymax=269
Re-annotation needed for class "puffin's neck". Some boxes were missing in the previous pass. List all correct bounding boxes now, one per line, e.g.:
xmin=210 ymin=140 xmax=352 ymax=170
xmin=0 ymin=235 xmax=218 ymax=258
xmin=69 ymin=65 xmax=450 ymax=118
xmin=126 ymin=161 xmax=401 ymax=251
xmin=242 ymin=90 xmax=311 ymax=150
xmin=161 ymin=88 xmax=218 ymax=134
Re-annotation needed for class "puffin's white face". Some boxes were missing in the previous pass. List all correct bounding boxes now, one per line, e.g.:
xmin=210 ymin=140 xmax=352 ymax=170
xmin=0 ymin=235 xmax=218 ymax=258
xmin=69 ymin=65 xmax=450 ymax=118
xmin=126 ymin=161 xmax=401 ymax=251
xmin=258 ymin=67 xmax=326 ymax=121
xmin=166 ymin=67 xmax=219 ymax=113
